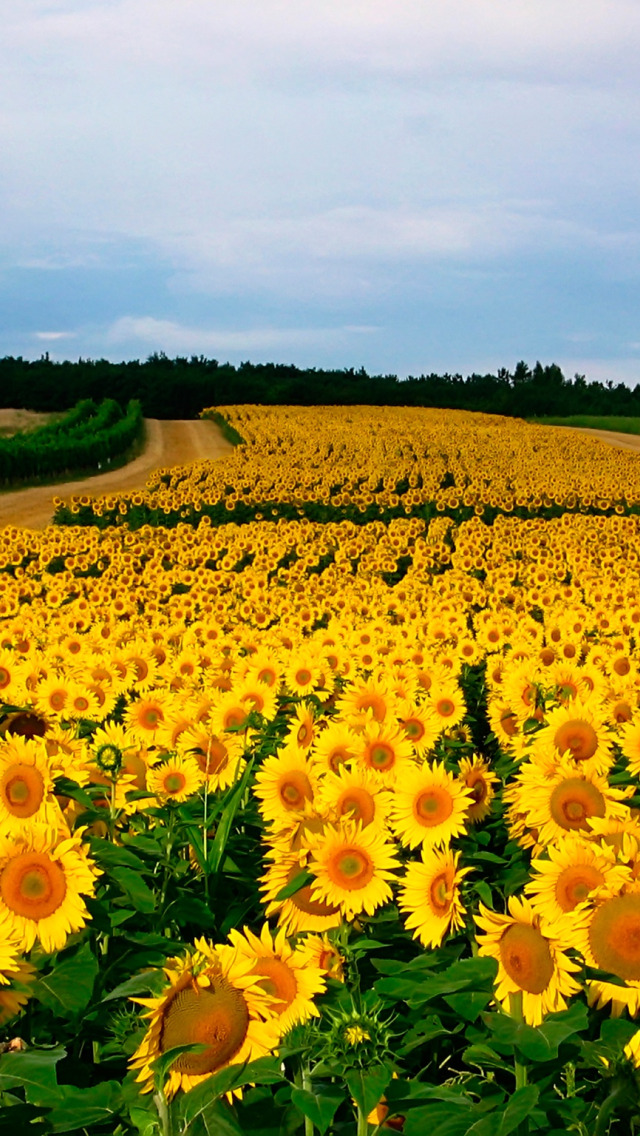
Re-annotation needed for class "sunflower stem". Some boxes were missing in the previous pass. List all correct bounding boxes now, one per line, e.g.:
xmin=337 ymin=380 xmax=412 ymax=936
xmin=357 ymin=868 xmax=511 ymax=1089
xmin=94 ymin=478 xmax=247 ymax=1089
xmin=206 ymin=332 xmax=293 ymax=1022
xmin=302 ymin=1063 xmax=314 ymax=1136
xmin=509 ymin=992 xmax=529 ymax=1132
xmin=153 ymin=1088 xmax=173 ymax=1136
xmin=356 ymin=1104 xmax=370 ymax=1136
xmin=593 ymin=1081 xmax=629 ymax=1136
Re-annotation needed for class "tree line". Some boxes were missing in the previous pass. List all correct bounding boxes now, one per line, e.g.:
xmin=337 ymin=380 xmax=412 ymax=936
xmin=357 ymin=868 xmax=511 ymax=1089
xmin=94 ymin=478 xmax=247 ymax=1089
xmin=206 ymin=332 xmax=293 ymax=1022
xmin=0 ymin=353 xmax=637 ymax=419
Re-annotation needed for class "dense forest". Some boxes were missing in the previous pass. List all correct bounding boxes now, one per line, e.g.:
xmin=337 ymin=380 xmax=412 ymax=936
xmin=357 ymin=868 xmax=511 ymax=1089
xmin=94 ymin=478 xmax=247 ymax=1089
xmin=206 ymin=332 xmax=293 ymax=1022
xmin=0 ymin=353 xmax=637 ymax=419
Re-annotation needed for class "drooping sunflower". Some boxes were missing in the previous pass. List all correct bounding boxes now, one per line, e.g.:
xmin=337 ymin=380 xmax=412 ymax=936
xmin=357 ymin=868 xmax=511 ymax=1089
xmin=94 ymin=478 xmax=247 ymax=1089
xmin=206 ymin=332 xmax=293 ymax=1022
xmin=147 ymin=754 xmax=205 ymax=804
xmin=475 ymin=894 xmax=581 ymax=1026
xmin=307 ymin=820 xmax=400 ymax=919
xmin=457 ymin=754 xmax=499 ymax=825
xmin=525 ymin=836 xmax=632 ymax=922
xmin=228 ymin=923 xmax=326 ymax=1035
xmin=0 ymin=827 xmax=100 ymax=953
xmin=0 ymin=735 xmax=62 ymax=834
xmin=129 ymin=938 xmax=281 ymax=1100
xmin=253 ymin=745 xmax=318 ymax=825
xmin=286 ymin=702 xmax=318 ymax=751
xmin=398 ymin=846 xmax=471 ymax=949
xmin=390 ymin=761 xmax=473 ymax=849
xmin=259 ymin=852 xmax=342 ymax=935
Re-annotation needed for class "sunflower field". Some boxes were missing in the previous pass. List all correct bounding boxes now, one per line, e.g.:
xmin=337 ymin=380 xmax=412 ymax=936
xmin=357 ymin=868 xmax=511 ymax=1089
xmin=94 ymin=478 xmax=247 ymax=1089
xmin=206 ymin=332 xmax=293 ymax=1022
xmin=2 ymin=406 xmax=640 ymax=1135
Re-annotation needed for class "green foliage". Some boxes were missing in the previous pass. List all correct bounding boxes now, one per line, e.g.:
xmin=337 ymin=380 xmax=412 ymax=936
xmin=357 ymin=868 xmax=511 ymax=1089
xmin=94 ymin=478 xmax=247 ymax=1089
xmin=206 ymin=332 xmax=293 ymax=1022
xmin=0 ymin=397 xmax=143 ymax=487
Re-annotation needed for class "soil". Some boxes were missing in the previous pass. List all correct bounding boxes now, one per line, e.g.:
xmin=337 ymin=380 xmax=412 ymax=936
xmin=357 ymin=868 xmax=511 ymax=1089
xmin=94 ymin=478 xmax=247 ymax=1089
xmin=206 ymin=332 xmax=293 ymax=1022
xmin=0 ymin=418 xmax=233 ymax=530
xmin=0 ymin=409 xmax=54 ymax=436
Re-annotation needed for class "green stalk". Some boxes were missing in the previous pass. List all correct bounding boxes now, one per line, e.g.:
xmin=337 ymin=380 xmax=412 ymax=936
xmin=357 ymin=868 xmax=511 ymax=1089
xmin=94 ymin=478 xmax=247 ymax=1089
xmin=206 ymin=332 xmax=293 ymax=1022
xmin=153 ymin=1089 xmax=173 ymax=1136
xmin=356 ymin=1105 xmax=369 ymax=1136
xmin=509 ymin=992 xmax=528 ymax=1133
xmin=302 ymin=1063 xmax=314 ymax=1136
xmin=593 ymin=1082 xmax=629 ymax=1136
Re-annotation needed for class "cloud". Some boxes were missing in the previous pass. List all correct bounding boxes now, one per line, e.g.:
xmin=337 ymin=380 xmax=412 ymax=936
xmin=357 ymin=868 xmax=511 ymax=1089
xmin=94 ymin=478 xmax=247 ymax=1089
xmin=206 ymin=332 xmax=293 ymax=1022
xmin=106 ymin=316 xmax=379 ymax=354
xmin=34 ymin=330 xmax=76 ymax=340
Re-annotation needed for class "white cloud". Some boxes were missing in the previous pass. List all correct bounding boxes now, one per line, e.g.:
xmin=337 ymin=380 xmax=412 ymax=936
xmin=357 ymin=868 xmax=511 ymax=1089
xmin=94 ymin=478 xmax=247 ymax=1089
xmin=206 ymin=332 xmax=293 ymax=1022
xmin=106 ymin=316 xmax=379 ymax=354
xmin=34 ymin=330 xmax=76 ymax=340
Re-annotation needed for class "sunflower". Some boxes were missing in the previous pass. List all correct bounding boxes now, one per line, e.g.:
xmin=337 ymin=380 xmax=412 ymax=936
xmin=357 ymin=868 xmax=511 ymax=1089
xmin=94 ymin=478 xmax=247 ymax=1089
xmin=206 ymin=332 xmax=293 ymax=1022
xmin=35 ymin=674 xmax=73 ymax=720
xmin=390 ymin=761 xmax=473 ymax=849
xmin=286 ymin=703 xmax=318 ymax=750
xmin=398 ymin=846 xmax=471 ymax=949
xmin=457 ymin=755 xmax=499 ymax=825
xmin=396 ymin=699 xmax=440 ymax=757
xmin=428 ymin=680 xmax=467 ymax=730
xmin=475 ymin=895 xmax=581 ymax=1026
xmin=514 ymin=760 xmax=629 ymax=848
xmin=259 ymin=852 xmax=342 ymax=935
xmin=307 ymin=820 xmax=400 ymax=919
xmin=296 ymin=933 xmax=344 ymax=982
xmin=253 ymin=745 xmax=318 ymax=825
xmin=317 ymin=765 xmax=391 ymax=833
xmin=0 ymin=649 xmax=26 ymax=706
xmin=525 ymin=836 xmax=631 ymax=922
xmin=574 ymin=885 xmax=640 ymax=987
xmin=180 ymin=725 xmax=245 ymax=792
xmin=310 ymin=721 xmax=359 ymax=774
xmin=0 ymin=735 xmax=62 ymax=835
xmin=147 ymin=755 xmax=204 ymax=804
xmin=129 ymin=938 xmax=281 ymax=1100
xmin=0 ymin=827 xmax=99 ymax=953
xmin=532 ymin=699 xmax=613 ymax=775
xmin=228 ymin=923 xmax=326 ymax=1034
xmin=357 ymin=720 xmax=415 ymax=785
xmin=618 ymin=720 xmax=640 ymax=777
xmin=335 ymin=675 xmax=395 ymax=728
xmin=123 ymin=696 xmax=167 ymax=743
xmin=284 ymin=654 xmax=322 ymax=698
xmin=0 ymin=957 xmax=36 ymax=1026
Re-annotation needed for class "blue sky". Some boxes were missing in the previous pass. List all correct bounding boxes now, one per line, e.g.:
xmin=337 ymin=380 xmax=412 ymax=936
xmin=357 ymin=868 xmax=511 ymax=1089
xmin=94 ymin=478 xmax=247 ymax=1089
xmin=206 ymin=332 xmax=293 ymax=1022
xmin=2 ymin=0 xmax=640 ymax=383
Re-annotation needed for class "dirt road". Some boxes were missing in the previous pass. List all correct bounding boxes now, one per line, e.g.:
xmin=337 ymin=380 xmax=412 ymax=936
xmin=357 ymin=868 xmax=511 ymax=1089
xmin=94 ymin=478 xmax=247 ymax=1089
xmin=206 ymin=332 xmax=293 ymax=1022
xmin=557 ymin=425 xmax=640 ymax=453
xmin=0 ymin=418 xmax=233 ymax=531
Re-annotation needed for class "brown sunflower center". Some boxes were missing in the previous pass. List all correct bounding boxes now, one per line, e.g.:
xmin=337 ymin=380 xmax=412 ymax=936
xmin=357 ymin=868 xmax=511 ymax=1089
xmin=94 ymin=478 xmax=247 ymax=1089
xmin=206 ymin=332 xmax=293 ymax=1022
xmin=589 ymin=894 xmax=640 ymax=981
xmin=279 ymin=772 xmax=313 ymax=810
xmin=436 ymin=699 xmax=456 ymax=718
xmin=549 ymin=778 xmax=605 ymax=831
xmin=367 ymin=743 xmax=395 ymax=770
xmin=429 ymin=869 xmax=453 ymax=915
xmin=555 ymin=864 xmax=604 ymax=912
xmin=253 ymin=957 xmax=298 ymax=1014
xmin=554 ymin=720 xmax=598 ymax=762
xmin=285 ymin=866 xmax=340 ymax=917
xmin=1 ymin=764 xmax=45 ymax=818
xmin=295 ymin=669 xmax=312 ymax=687
xmin=338 ymin=788 xmax=376 ymax=826
xmin=49 ymin=690 xmax=67 ymax=712
xmin=0 ymin=666 xmax=11 ymax=689
xmin=0 ymin=851 xmax=67 ymax=919
xmin=329 ymin=847 xmax=375 ymax=890
xmin=164 ymin=772 xmax=186 ymax=794
xmin=414 ymin=788 xmax=453 ymax=827
xmin=499 ymin=923 xmax=554 ymax=994
xmin=469 ymin=777 xmax=487 ymax=805
xmin=500 ymin=710 xmax=518 ymax=738
xmin=404 ymin=718 xmax=426 ymax=741
xmin=160 ymin=976 xmax=249 ymax=1075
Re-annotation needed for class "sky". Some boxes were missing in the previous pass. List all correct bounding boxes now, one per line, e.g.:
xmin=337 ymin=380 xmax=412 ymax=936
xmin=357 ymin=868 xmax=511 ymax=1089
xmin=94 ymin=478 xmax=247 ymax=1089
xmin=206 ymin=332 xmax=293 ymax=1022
xmin=2 ymin=0 xmax=640 ymax=383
